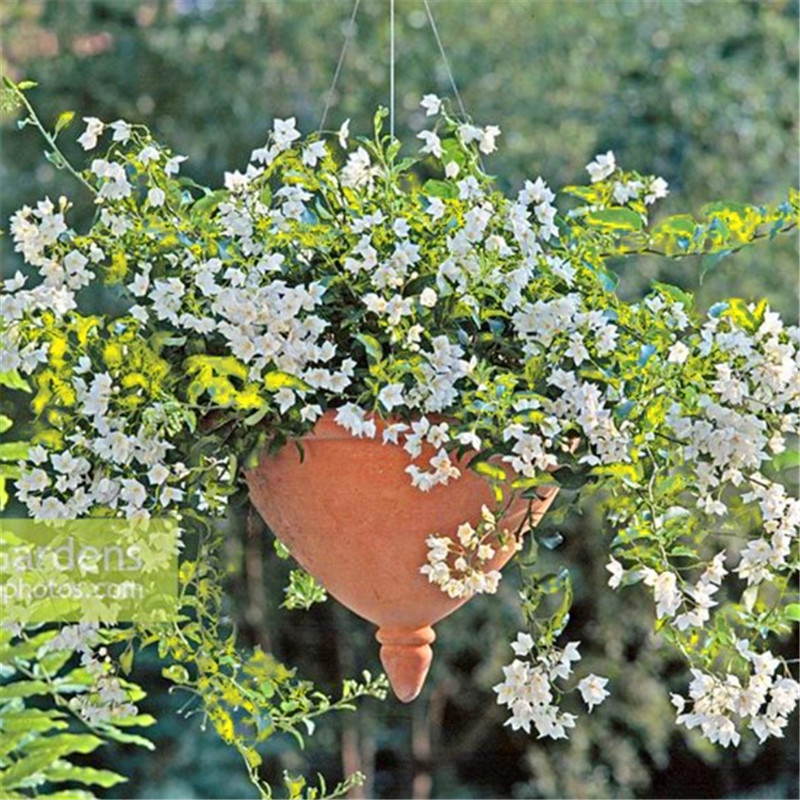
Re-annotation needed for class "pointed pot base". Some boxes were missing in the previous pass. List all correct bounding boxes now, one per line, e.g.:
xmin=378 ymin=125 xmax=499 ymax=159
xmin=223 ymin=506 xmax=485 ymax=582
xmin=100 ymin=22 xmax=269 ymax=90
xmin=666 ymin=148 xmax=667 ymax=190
xmin=376 ymin=626 xmax=436 ymax=703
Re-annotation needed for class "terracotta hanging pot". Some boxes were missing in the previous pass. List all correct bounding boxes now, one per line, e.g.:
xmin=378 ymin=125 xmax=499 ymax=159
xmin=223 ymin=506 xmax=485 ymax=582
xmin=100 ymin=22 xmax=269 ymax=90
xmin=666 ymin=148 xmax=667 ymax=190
xmin=245 ymin=410 xmax=559 ymax=702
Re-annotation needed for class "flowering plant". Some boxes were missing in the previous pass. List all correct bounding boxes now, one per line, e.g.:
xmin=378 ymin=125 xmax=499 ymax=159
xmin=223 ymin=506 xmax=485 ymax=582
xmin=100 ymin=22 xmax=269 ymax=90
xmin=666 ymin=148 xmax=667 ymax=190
xmin=1 ymin=77 xmax=798 ymax=796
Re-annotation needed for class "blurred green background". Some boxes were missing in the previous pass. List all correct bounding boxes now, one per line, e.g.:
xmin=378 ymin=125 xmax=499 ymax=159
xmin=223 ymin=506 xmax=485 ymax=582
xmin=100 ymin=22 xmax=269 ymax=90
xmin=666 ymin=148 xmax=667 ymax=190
xmin=1 ymin=1 xmax=798 ymax=798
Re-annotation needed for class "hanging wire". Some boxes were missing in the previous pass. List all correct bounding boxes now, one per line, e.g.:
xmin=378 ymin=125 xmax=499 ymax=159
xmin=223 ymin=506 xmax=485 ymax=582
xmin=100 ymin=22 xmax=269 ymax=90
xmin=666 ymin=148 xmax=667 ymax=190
xmin=319 ymin=0 xmax=468 ymax=140
xmin=318 ymin=0 xmax=362 ymax=133
xmin=389 ymin=0 xmax=396 ymax=139
xmin=422 ymin=0 xmax=469 ymax=120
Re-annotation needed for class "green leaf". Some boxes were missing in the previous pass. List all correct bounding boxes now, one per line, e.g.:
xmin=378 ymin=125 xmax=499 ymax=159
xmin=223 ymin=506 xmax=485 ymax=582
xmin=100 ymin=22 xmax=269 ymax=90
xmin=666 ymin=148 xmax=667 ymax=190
xmin=423 ymin=179 xmax=457 ymax=200
xmin=184 ymin=354 xmax=247 ymax=380
xmin=0 ymin=442 xmax=30 ymax=461
xmin=273 ymin=538 xmax=291 ymax=560
xmin=538 ymin=567 xmax=570 ymax=595
xmin=668 ymin=545 xmax=698 ymax=558
xmin=191 ymin=189 xmax=228 ymax=219
xmin=0 ymin=370 xmax=31 ymax=392
xmin=354 ymin=334 xmax=383 ymax=365
xmin=44 ymin=765 xmax=126 ymax=788
xmin=653 ymin=214 xmax=697 ymax=236
xmin=722 ymin=298 xmax=763 ymax=333
xmin=113 ymin=712 xmax=156 ymax=728
xmin=0 ymin=751 xmax=56 ymax=789
xmin=54 ymin=110 xmax=75 ymax=135
xmin=1 ymin=463 xmax=24 ymax=479
xmin=469 ymin=459 xmax=507 ymax=483
xmin=585 ymin=207 xmax=644 ymax=232
xmin=263 ymin=371 xmax=311 ymax=392
xmin=784 ymin=604 xmax=800 ymax=623
xmin=561 ymin=185 xmax=598 ymax=202
xmin=282 ymin=569 xmax=328 ymax=611
xmin=162 ymin=664 xmax=190 ymax=684
xmin=23 ymin=733 xmax=105 ymax=758
xmin=0 ymin=680 xmax=51 ymax=700
xmin=95 ymin=726 xmax=155 ymax=750
xmin=699 ymin=249 xmax=732 ymax=282
xmin=119 ymin=646 xmax=134 ymax=676
xmin=638 ymin=343 xmax=657 ymax=367
xmin=243 ymin=404 xmax=270 ymax=427
xmin=0 ymin=415 xmax=13 ymax=434
xmin=772 ymin=449 xmax=800 ymax=472
xmin=651 ymin=281 xmax=694 ymax=310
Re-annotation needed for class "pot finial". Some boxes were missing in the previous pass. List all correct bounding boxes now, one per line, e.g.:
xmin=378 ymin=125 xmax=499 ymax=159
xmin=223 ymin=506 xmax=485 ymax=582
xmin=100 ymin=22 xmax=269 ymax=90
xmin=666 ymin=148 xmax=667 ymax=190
xmin=376 ymin=626 xmax=436 ymax=703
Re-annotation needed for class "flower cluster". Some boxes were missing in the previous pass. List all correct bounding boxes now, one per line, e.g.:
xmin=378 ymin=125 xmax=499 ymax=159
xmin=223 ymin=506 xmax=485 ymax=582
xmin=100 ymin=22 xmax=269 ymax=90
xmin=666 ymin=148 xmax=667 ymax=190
xmin=43 ymin=622 xmax=140 ymax=725
xmin=420 ymin=504 xmax=519 ymax=598
xmin=493 ymin=633 xmax=609 ymax=739
xmin=672 ymin=646 xmax=800 ymax=746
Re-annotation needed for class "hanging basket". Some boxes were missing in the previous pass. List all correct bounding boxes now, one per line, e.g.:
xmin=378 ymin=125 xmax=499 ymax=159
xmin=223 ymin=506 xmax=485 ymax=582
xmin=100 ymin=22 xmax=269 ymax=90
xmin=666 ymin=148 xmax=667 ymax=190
xmin=245 ymin=410 xmax=559 ymax=702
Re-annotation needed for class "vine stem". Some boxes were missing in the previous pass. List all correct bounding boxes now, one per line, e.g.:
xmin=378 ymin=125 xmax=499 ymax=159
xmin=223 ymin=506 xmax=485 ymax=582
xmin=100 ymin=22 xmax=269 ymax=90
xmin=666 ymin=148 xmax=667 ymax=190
xmin=599 ymin=221 xmax=797 ymax=261
xmin=7 ymin=79 xmax=98 ymax=196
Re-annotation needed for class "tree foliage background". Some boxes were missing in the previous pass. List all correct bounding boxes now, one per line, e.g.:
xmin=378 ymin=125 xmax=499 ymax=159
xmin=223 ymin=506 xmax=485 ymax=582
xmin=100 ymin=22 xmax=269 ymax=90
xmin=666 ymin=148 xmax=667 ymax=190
xmin=1 ymin=1 xmax=798 ymax=798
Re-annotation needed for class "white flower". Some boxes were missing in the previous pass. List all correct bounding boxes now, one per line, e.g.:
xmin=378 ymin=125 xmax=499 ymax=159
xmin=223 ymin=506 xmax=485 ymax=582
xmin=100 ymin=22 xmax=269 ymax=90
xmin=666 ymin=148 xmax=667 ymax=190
xmin=645 ymin=176 xmax=669 ymax=204
xmin=120 ymin=478 xmax=147 ymax=509
xmin=392 ymin=217 xmax=410 ymax=238
xmin=555 ymin=641 xmax=582 ymax=678
xmin=426 ymin=196 xmax=446 ymax=221
xmin=161 ymin=486 xmax=184 ymax=506
xmin=668 ymin=341 xmax=690 ymax=365
xmin=419 ymin=287 xmax=438 ymax=308
xmin=578 ymin=674 xmax=610 ymax=711
xmin=566 ymin=332 xmax=589 ymax=365
xmin=273 ymin=117 xmax=301 ymax=150
xmin=606 ymin=557 xmax=624 ymax=589
xmin=147 ymin=463 xmax=169 ymax=485
xmin=78 ymin=117 xmax=104 ymax=150
xmin=109 ymin=120 xmax=131 ymax=143
xmin=340 ymin=147 xmax=375 ymax=190
xmin=511 ymin=632 xmax=534 ymax=656
xmin=275 ymin=387 xmax=295 ymax=413
xmin=418 ymin=130 xmax=443 ymax=158
xmin=444 ymin=161 xmax=460 ymax=179
xmin=300 ymin=404 xmax=323 ymax=423
xmin=457 ymin=123 xmax=482 ymax=147
xmin=643 ymin=568 xmax=682 ymax=619
xmin=378 ymin=383 xmax=405 ymax=412
xmin=302 ymin=141 xmax=327 ymax=167
xmin=164 ymin=155 xmax=188 ymax=175
xmin=139 ymin=144 xmax=160 ymax=164
xmin=382 ymin=422 xmax=409 ymax=444
xmin=128 ymin=269 xmax=150 ymax=298
xmin=335 ymin=403 xmax=376 ymax=439
xmin=338 ymin=118 xmax=350 ymax=149
xmin=479 ymin=125 xmax=501 ymax=155
xmin=612 ymin=179 xmax=642 ymax=204
xmin=586 ymin=150 xmax=616 ymax=183
xmin=420 ymin=94 xmax=442 ymax=116
xmin=3 ymin=270 xmax=26 ymax=292
xmin=147 ymin=187 xmax=166 ymax=207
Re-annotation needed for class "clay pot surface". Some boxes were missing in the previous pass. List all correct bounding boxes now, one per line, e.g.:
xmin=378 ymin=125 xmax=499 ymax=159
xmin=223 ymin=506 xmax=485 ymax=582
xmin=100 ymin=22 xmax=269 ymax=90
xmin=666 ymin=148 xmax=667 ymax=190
xmin=245 ymin=410 xmax=558 ymax=702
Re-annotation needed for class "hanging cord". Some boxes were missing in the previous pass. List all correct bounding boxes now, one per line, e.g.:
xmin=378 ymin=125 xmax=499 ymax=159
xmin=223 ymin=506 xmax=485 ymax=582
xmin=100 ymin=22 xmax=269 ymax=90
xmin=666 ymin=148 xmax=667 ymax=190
xmin=389 ymin=0 xmax=396 ymax=139
xmin=422 ymin=0 xmax=469 ymax=120
xmin=318 ymin=0 xmax=362 ymax=133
